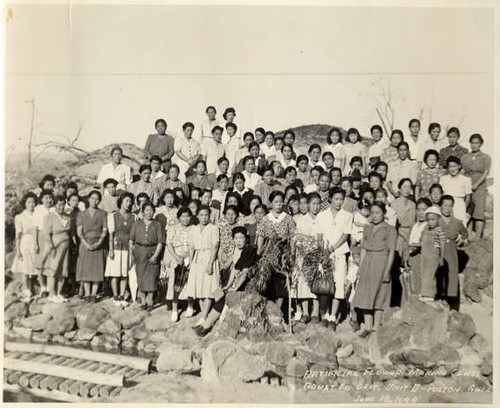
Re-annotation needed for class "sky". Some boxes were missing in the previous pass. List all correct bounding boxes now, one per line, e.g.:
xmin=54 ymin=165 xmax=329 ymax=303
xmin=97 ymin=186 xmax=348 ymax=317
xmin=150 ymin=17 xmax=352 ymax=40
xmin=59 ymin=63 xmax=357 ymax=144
xmin=4 ymin=4 xmax=494 ymax=157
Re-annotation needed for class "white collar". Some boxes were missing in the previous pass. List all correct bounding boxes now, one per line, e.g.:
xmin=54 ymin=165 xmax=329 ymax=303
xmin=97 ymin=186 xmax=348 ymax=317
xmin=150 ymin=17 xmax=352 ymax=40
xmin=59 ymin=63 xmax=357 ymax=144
xmin=235 ymin=187 xmax=250 ymax=196
xmin=267 ymin=211 xmax=286 ymax=224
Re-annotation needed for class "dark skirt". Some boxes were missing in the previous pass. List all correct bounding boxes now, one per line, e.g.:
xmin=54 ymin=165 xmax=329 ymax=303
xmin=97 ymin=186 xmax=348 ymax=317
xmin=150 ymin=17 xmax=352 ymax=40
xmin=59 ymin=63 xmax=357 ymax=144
xmin=135 ymin=244 xmax=160 ymax=292
xmin=76 ymin=235 xmax=105 ymax=282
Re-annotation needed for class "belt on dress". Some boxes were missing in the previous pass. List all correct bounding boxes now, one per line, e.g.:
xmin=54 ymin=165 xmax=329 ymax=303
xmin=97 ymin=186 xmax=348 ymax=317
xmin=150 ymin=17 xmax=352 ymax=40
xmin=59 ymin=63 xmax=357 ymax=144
xmin=135 ymin=243 xmax=157 ymax=248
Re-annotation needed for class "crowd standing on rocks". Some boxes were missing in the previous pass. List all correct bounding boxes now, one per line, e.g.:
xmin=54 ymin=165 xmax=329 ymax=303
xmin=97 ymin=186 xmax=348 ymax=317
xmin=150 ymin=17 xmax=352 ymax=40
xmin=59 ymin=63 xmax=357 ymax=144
xmin=4 ymin=105 xmax=493 ymax=402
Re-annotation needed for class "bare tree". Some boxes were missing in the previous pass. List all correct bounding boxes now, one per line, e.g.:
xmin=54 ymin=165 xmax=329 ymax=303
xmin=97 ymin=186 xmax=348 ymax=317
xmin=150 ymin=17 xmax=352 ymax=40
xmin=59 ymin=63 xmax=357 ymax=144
xmin=33 ymin=119 xmax=89 ymax=160
xmin=368 ymin=77 xmax=403 ymax=136
xmin=25 ymin=98 xmax=36 ymax=168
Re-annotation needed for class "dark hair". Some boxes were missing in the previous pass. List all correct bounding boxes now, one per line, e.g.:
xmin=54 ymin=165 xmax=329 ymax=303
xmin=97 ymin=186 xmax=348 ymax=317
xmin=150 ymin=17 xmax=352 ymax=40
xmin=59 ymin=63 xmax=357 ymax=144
xmin=141 ymin=201 xmax=156 ymax=213
xmin=66 ymin=193 xmax=80 ymax=203
xmin=296 ymin=154 xmax=309 ymax=165
xmin=250 ymin=195 xmax=263 ymax=205
xmin=255 ymin=127 xmax=266 ymax=135
xmin=117 ymin=192 xmax=135 ymax=209
xmin=53 ymin=195 xmax=66 ymax=205
xmin=173 ymin=187 xmax=186 ymax=204
xmin=223 ymin=204 xmax=240 ymax=217
xmin=66 ymin=181 xmax=78 ymax=191
xmin=327 ymin=127 xmax=342 ymax=144
xmin=428 ymin=122 xmax=441 ymax=133
xmin=196 ymin=204 xmax=212 ymax=215
xmin=469 ymin=133 xmax=484 ymax=144
xmin=232 ymin=225 xmax=248 ymax=239
xmin=253 ymin=203 xmax=269 ymax=215
xmin=190 ymin=187 xmax=202 ymax=197
xmin=340 ymin=177 xmax=353 ymax=186
xmin=298 ymin=192 xmax=309 ymax=201
xmin=284 ymin=166 xmax=297 ymax=177
xmin=110 ymin=145 xmax=123 ymax=156
xmin=262 ymin=166 xmax=274 ymax=175
xmin=274 ymin=136 xmax=284 ymax=144
xmin=222 ymin=107 xmax=236 ymax=120
xmin=224 ymin=192 xmax=243 ymax=211
xmin=446 ymin=155 xmax=461 ymax=167
xmin=350 ymin=156 xmax=363 ymax=166
xmin=429 ymin=183 xmax=443 ymax=194
xmin=390 ymin=130 xmax=404 ymax=141
xmin=205 ymin=106 xmax=217 ymax=114
xmin=319 ymin=172 xmax=332 ymax=182
xmin=322 ymin=151 xmax=334 ymax=160
xmin=308 ymin=144 xmax=321 ymax=154
xmin=375 ymin=188 xmax=388 ymax=198
xmin=330 ymin=167 xmax=342 ymax=175
xmin=346 ymin=128 xmax=361 ymax=143
xmin=39 ymin=174 xmax=56 ymax=188
xmin=397 ymin=141 xmax=409 ymax=151
xmin=217 ymin=157 xmax=229 ymax=166
xmin=182 ymin=122 xmax=194 ymax=131
xmin=160 ymin=188 xmax=176 ymax=206
xmin=103 ymin=178 xmax=118 ymax=187
xmin=22 ymin=192 xmax=38 ymax=208
xmin=217 ymin=174 xmax=229 ymax=183
xmin=269 ymin=190 xmax=285 ymax=203
xmin=311 ymin=165 xmax=325 ymax=174
xmin=232 ymin=172 xmax=246 ymax=183
xmin=201 ymin=188 xmax=212 ymax=197
xmin=362 ymin=187 xmax=375 ymax=198
xmin=285 ymin=185 xmax=299 ymax=196
xmin=136 ymin=192 xmax=150 ymax=204
xmin=242 ymin=155 xmax=255 ymax=167
xmin=408 ymin=118 xmax=421 ymax=128
xmin=284 ymin=129 xmax=296 ymax=140
xmin=371 ymin=200 xmax=387 ymax=214
xmin=243 ymin=132 xmax=254 ymax=141
xmin=88 ymin=190 xmax=102 ymax=201
xmin=195 ymin=159 xmax=207 ymax=169
xmin=308 ymin=192 xmax=322 ymax=202
xmin=440 ymin=195 xmax=455 ymax=205
xmin=447 ymin=127 xmax=460 ymax=137
xmin=374 ymin=161 xmax=388 ymax=174
xmin=416 ymin=197 xmax=433 ymax=208
xmin=150 ymin=155 xmax=162 ymax=164
xmin=329 ymin=187 xmax=346 ymax=199
xmin=357 ymin=199 xmax=372 ymax=210
xmin=288 ymin=194 xmax=300 ymax=204
xmin=368 ymin=171 xmax=383 ymax=183
xmin=139 ymin=164 xmax=152 ymax=174
xmin=177 ymin=206 xmax=193 ymax=219
xmin=370 ymin=125 xmax=383 ymax=135
xmin=212 ymin=125 xmax=224 ymax=134
xmin=249 ymin=141 xmax=260 ymax=152
xmin=398 ymin=178 xmax=413 ymax=189
xmin=265 ymin=131 xmax=275 ymax=139
xmin=281 ymin=143 xmax=294 ymax=153
xmin=225 ymin=122 xmax=237 ymax=131
xmin=155 ymin=119 xmax=167 ymax=128
xmin=423 ymin=149 xmax=439 ymax=164
xmin=169 ymin=164 xmax=180 ymax=174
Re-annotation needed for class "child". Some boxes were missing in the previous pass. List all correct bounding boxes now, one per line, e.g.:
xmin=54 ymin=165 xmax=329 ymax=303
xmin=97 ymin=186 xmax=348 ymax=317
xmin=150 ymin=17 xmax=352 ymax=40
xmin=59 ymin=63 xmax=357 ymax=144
xmin=308 ymin=144 xmax=324 ymax=170
xmin=304 ymin=166 xmax=324 ymax=193
xmin=186 ymin=160 xmax=215 ymax=191
xmin=322 ymin=151 xmax=335 ymax=173
xmin=415 ymin=149 xmax=444 ymax=200
xmin=343 ymin=128 xmax=368 ymax=175
xmin=419 ymin=206 xmax=445 ymax=301
xmin=439 ymin=156 xmax=472 ymax=227
xmin=351 ymin=200 xmax=371 ymax=246
xmin=296 ymin=155 xmax=312 ymax=187
xmin=325 ymin=127 xmax=346 ymax=171
xmin=368 ymin=125 xmax=389 ymax=169
xmin=439 ymin=127 xmax=468 ymax=168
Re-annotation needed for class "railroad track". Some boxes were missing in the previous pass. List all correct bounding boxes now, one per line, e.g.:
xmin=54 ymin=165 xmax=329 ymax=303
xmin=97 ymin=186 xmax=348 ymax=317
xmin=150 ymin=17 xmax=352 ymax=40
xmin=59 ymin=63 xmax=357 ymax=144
xmin=3 ymin=342 xmax=151 ymax=402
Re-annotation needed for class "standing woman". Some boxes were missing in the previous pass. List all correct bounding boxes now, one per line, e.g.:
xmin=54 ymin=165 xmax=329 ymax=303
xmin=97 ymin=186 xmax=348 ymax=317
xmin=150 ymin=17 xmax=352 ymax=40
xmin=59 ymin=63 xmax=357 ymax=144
xmin=173 ymin=122 xmax=201 ymax=182
xmin=461 ymin=133 xmax=491 ymax=239
xmin=256 ymin=191 xmax=296 ymax=309
xmin=392 ymin=178 xmax=416 ymax=263
xmin=129 ymin=202 xmax=165 ymax=311
xmin=76 ymin=190 xmax=108 ymax=303
xmin=325 ymin=127 xmax=346 ymax=171
xmin=13 ymin=192 xmax=38 ymax=298
xmin=106 ymin=192 xmax=136 ymax=307
xmin=33 ymin=190 xmax=54 ymax=297
xmin=352 ymin=201 xmax=397 ymax=337
xmin=41 ymin=195 xmax=72 ymax=303
xmin=186 ymin=205 xmax=220 ymax=327
xmin=343 ymin=128 xmax=368 ymax=175
xmin=144 ymin=119 xmax=175 ymax=172
xmin=218 ymin=205 xmax=242 ymax=269
xmin=65 ymin=193 xmax=81 ymax=296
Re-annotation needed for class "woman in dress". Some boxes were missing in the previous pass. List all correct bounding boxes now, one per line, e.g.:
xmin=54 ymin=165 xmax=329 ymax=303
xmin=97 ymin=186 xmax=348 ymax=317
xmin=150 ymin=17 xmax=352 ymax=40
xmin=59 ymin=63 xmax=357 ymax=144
xmin=164 ymin=207 xmax=194 ymax=322
xmin=415 ymin=149 xmax=445 ymax=200
xmin=246 ymin=202 xmax=268 ymax=246
xmin=392 ymin=178 xmax=416 ymax=263
xmin=129 ymin=202 xmax=165 ymax=311
xmin=33 ymin=189 xmax=54 ymax=298
xmin=343 ymin=128 xmax=368 ymax=175
xmin=352 ymin=201 xmax=397 ymax=337
xmin=186 ymin=160 xmax=215 ymax=191
xmin=106 ymin=192 xmax=136 ymax=307
xmin=155 ymin=189 xmax=179 ymax=232
xmin=173 ymin=122 xmax=201 ymax=182
xmin=41 ymin=195 xmax=72 ymax=303
xmin=76 ymin=190 xmax=108 ymax=303
xmin=256 ymin=191 xmax=296 ymax=308
xmin=13 ymin=192 xmax=38 ymax=298
xmin=186 ymin=205 xmax=220 ymax=328
xmin=461 ymin=133 xmax=491 ymax=239
xmin=324 ymin=127 xmax=346 ymax=171
xmin=143 ymin=118 xmax=175 ymax=172
xmin=65 ymin=193 xmax=81 ymax=296
xmin=218 ymin=205 xmax=242 ymax=271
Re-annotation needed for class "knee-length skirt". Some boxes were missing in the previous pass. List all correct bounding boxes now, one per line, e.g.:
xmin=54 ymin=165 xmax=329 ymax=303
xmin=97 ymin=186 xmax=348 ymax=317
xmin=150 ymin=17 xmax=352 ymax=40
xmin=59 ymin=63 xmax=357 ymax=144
xmin=12 ymin=234 xmax=37 ymax=276
xmin=183 ymin=249 xmax=220 ymax=299
xmin=134 ymin=244 xmax=161 ymax=292
xmin=76 ymin=236 xmax=106 ymax=282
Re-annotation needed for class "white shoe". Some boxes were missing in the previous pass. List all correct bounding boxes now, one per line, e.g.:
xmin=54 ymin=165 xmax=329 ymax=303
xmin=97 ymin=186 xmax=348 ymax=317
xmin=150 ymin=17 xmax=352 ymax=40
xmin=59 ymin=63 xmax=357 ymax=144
xmin=57 ymin=295 xmax=68 ymax=303
xmin=113 ymin=299 xmax=121 ymax=306
xmin=171 ymin=311 xmax=179 ymax=322
xmin=185 ymin=307 xmax=194 ymax=318
xmin=120 ymin=300 xmax=129 ymax=308
xmin=293 ymin=310 xmax=303 ymax=321
xmin=48 ymin=295 xmax=63 ymax=304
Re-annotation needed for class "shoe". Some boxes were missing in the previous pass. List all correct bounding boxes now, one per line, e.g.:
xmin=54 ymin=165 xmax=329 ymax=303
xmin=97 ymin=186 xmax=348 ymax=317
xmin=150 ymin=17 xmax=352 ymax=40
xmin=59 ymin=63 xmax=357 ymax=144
xmin=328 ymin=321 xmax=337 ymax=331
xmin=349 ymin=318 xmax=360 ymax=332
xmin=90 ymin=296 xmax=97 ymax=304
xmin=57 ymin=295 xmax=68 ymax=303
xmin=146 ymin=305 xmax=153 ymax=312
xmin=41 ymin=291 xmax=49 ymax=298
xmin=300 ymin=315 xmax=311 ymax=324
xmin=193 ymin=325 xmax=211 ymax=337
xmin=171 ymin=311 xmax=179 ymax=322
xmin=140 ymin=304 xmax=147 ymax=310
xmin=192 ymin=318 xmax=205 ymax=329
xmin=358 ymin=328 xmax=372 ymax=338
xmin=84 ymin=296 xmax=91 ymax=303
xmin=293 ymin=311 xmax=303 ymax=321
xmin=321 ymin=313 xmax=330 ymax=327
xmin=185 ymin=307 xmax=194 ymax=318
xmin=310 ymin=316 xmax=320 ymax=324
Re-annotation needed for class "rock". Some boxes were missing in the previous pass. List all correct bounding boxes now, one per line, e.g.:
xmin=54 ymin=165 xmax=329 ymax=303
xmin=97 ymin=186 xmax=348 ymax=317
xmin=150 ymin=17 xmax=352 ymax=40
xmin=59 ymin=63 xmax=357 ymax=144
xmin=483 ymin=285 xmax=493 ymax=298
xmin=76 ymin=305 xmax=110 ymax=330
xmin=296 ymin=347 xmax=337 ymax=366
xmin=337 ymin=354 xmax=373 ymax=372
xmin=45 ymin=315 xmax=76 ymax=335
xmin=201 ymin=339 xmax=272 ymax=383
xmin=212 ymin=311 xmax=242 ymax=339
xmin=469 ymin=333 xmax=489 ymax=356
xmin=77 ymin=328 xmax=97 ymax=341
xmin=447 ymin=311 xmax=476 ymax=348
xmin=121 ymin=336 xmax=138 ymax=351
xmin=375 ymin=319 xmax=411 ymax=358
xmin=29 ymin=302 xmax=45 ymax=316
xmin=265 ymin=341 xmax=296 ymax=367
xmin=286 ymin=358 xmax=308 ymax=378
xmin=336 ymin=343 xmax=354 ymax=359
xmin=464 ymin=266 xmax=491 ymax=290
xmin=305 ymin=330 xmax=341 ymax=357
xmin=114 ymin=308 xmax=148 ymax=329
xmin=144 ymin=313 xmax=173 ymax=332
xmin=149 ymin=331 xmax=170 ymax=343
xmin=32 ymin=331 xmax=51 ymax=343
xmin=157 ymin=344 xmax=201 ymax=374
xmin=64 ymin=330 xmax=78 ymax=340
xmin=457 ymin=345 xmax=484 ymax=368
xmin=463 ymin=275 xmax=482 ymax=302
xmin=5 ymin=301 xmax=28 ymax=321
xmin=90 ymin=334 xmax=106 ymax=348
xmin=97 ymin=318 xmax=122 ymax=335
xmin=12 ymin=326 xmax=33 ymax=340
xmin=42 ymin=303 xmax=74 ymax=319
xmin=400 ymin=296 xmax=448 ymax=348
xmin=19 ymin=314 xmax=52 ymax=331
xmin=390 ymin=349 xmax=434 ymax=369
xmin=429 ymin=343 xmax=460 ymax=374
xmin=132 ymin=324 xmax=150 ymax=340
xmin=479 ymin=361 xmax=493 ymax=377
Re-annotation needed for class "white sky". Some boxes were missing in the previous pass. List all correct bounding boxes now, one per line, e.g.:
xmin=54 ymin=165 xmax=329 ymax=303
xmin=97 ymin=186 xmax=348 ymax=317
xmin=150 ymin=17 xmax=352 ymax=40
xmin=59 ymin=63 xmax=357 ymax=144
xmin=4 ymin=4 xmax=494 ymax=154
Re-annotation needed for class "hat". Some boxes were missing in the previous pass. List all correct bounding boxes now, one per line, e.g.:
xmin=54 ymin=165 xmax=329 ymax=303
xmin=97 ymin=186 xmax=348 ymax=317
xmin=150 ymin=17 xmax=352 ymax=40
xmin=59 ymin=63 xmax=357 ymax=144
xmin=103 ymin=178 xmax=118 ymax=187
xmin=425 ymin=206 xmax=441 ymax=216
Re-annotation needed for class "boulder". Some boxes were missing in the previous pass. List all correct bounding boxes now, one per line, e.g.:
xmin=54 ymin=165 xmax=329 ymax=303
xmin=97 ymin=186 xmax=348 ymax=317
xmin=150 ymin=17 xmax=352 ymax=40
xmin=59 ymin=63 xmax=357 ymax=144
xmin=296 ymin=347 xmax=337 ymax=366
xmin=265 ymin=341 xmax=296 ymax=367
xmin=90 ymin=334 xmax=106 ymax=348
xmin=149 ymin=331 xmax=171 ymax=343
xmin=76 ymin=305 xmax=110 ymax=330
xmin=114 ymin=308 xmax=148 ymax=329
xmin=45 ymin=315 xmax=76 ymax=335
xmin=463 ymin=275 xmax=482 ymax=302
xmin=375 ymin=319 xmax=411 ymax=358
xmin=305 ymin=331 xmax=341 ymax=357
xmin=77 ymin=328 xmax=97 ymax=341
xmin=32 ymin=331 xmax=51 ymax=343
xmin=337 ymin=354 xmax=374 ymax=372
xmin=5 ymin=301 xmax=28 ymax=321
xmin=64 ymin=330 xmax=78 ymax=340
xmin=479 ymin=361 xmax=493 ymax=377
xmin=457 ymin=345 xmax=484 ymax=368
xmin=29 ymin=302 xmax=45 ymax=316
xmin=132 ymin=324 xmax=150 ymax=340
xmin=286 ymin=358 xmax=308 ymax=378
xmin=469 ymin=333 xmax=489 ymax=356
xmin=336 ymin=343 xmax=354 ymax=359
xmin=19 ymin=314 xmax=52 ymax=331
xmin=447 ymin=311 xmax=476 ymax=348
xmin=12 ymin=326 xmax=33 ymax=340
xmin=144 ymin=313 xmax=174 ymax=332
xmin=121 ymin=336 xmax=138 ymax=351
xmin=483 ymin=285 xmax=493 ymax=298
xmin=97 ymin=318 xmax=122 ymax=335
xmin=429 ymin=343 xmax=460 ymax=374
xmin=156 ymin=344 xmax=201 ymax=374
xmin=42 ymin=303 xmax=74 ymax=319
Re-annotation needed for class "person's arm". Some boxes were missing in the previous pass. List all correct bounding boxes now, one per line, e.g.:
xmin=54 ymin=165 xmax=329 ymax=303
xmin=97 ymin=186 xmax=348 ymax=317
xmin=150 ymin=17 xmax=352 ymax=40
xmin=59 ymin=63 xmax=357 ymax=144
xmin=414 ymin=184 xmax=421 ymax=201
xmin=144 ymin=135 xmax=153 ymax=159
xmin=44 ymin=217 xmax=57 ymax=257
xmin=382 ymin=250 xmax=395 ymax=282
xmin=472 ymin=170 xmax=489 ymax=191
xmin=108 ymin=214 xmax=115 ymax=259
xmin=163 ymin=136 xmax=175 ymax=161
xmin=176 ymin=150 xmax=191 ymax=164
xmin=91 ymin=214 xmax=108 ymax=250
xmin=256 ymin=236 xmax=265 ymax=256
xmin=206 ymin=234 xmax=219 ymax=276
xmin=167 ymin=242 xmax=183 ymax=264
xmin=77 ymin=225 xmax=92 ymax=251
xmin=148 ymin=243 xmax=163 ymax=264
xmin=465 ymin=193 xmax=471 ymax=209
xmin=222 ymin=266 xmax=237 ymax=291
xmin=15 ymin=216 xmax=23 ymax=260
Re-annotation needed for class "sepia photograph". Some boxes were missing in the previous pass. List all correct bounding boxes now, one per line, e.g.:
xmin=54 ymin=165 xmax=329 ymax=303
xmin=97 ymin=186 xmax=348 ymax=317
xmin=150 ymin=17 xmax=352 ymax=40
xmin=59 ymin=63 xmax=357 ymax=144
xmin=1 ymin=1 xmax=496 ymax=405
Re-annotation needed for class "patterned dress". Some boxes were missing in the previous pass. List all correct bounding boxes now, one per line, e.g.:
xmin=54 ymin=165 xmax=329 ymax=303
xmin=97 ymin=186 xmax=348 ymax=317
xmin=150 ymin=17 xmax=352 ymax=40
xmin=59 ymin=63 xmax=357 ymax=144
xmin=184 ymin=223 xmax=220 ymax=299
xmin=105 ymin=211 xmax=136 ymax=278
xmin=164 ymin=223 xmax=193 ymax=300
xmin=12 ymin=210 xmax=37 ymax=276
xmin=76 ymin=209 xmax=107 ymax=282
xmin=218 ymin=219 xmax=243 ymax=267
xmin=381 ymin=145 xmax=399 ymax=165
xmin=439 ymin=144 xmax=468 ymax=168
xmin=416 ymin=166 xmax=445 ymax=198
xmin=41 ymin=212 xmax=71 ymax=278
xmin=462 ymin=151 xmax=491 ymax=221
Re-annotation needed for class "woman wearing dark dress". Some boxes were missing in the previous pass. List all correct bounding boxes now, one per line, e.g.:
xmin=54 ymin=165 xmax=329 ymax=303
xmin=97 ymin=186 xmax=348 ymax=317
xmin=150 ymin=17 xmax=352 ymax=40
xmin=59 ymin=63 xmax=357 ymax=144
xmin=129 ymin=202 xmax=165 ymax=311
xmin=144 ymin=119 xmax=175 ymax=172
xmin=76 ymin=190 xmax=108 ymax=303
xmin=232 ymin=173 xmax=254 ymax=216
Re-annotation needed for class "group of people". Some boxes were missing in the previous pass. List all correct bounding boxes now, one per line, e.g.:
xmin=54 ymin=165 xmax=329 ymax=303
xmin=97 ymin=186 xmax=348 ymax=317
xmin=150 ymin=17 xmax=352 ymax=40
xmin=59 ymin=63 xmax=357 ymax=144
xmin=12 ymin=106 xmax=491 ymax=338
